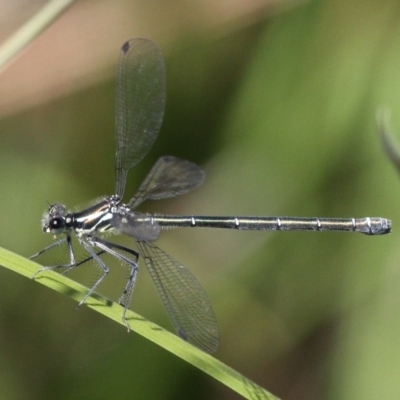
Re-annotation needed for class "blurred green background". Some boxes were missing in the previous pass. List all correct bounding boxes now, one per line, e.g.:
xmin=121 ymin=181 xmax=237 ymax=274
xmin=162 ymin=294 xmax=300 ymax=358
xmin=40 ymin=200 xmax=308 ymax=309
xmin=1 ymin=0 xmax=400 ymax=399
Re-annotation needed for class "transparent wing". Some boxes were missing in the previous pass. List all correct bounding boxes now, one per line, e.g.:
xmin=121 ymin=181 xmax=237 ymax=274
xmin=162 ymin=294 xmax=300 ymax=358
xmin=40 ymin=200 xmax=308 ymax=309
xmin=136 ymin=240 xmax=219 ymax=353
xmin=115 ymin=39 xmax=166 ymax=199
xmin=112 ymin=211 xmax=161 ymax=242
xmin=128 ymin=156 xmax=205 ymax=209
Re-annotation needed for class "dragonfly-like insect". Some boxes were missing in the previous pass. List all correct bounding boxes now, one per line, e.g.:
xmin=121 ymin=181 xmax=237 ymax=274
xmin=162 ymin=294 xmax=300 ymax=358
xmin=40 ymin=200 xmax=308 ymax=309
xmin=31 ymin=39 xmax=391 ymax=354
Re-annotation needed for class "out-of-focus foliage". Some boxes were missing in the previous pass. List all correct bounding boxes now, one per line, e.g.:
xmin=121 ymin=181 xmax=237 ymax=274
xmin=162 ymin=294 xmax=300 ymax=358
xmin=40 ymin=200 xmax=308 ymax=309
xmin=0 ymin=0 xmax=400 ymax=399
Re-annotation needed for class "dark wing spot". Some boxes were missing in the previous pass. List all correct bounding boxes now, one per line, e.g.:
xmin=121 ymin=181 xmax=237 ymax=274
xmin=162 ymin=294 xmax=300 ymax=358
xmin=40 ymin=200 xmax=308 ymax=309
xmin=121 ymin=41 xmax=130 ymax=53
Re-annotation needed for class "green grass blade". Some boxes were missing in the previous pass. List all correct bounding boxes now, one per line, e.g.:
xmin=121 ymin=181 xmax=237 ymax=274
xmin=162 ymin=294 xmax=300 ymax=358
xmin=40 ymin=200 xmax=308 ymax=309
xmin=0 ymin=246 xmax=280 ymax=400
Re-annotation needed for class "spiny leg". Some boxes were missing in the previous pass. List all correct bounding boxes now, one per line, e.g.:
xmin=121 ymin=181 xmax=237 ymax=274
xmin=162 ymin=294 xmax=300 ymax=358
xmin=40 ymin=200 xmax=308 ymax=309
xmin=64 ymin=232 xmax=77 ymax=270
xmin=118 ymin=262 xmax=138 ymax=331
xmin=31 ymin=233 xmax=82 ymax=279
xmin=91 ymin=237 xmax=139 ymax=331
xmin=30 ymin=236 xmax=67 ymax=261
xmin=76 ymin=237 xmax=110 ymax=309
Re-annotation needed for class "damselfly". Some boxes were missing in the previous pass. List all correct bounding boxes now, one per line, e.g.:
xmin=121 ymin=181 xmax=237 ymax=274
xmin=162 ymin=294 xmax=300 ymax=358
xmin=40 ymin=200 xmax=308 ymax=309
xmin=31 ymin=39 xmax=391 ymax=353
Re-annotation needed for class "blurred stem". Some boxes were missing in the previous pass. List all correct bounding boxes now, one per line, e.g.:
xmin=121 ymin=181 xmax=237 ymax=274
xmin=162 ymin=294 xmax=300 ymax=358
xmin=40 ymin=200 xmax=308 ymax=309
xmin=0 ymin=0 xmax=77 ymax=72
xmin=377 ymin=108 xmax=400 ymax=173
xmin=0 ymin=246 xmax=280 ymax=400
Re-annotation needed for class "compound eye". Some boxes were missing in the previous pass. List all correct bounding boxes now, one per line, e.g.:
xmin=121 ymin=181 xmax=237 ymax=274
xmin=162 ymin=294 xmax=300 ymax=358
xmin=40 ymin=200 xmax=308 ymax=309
xmin=46 ymin=217 xmax=66 ymax=234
